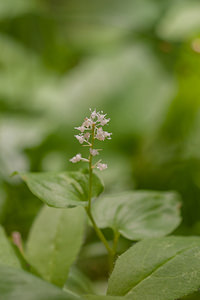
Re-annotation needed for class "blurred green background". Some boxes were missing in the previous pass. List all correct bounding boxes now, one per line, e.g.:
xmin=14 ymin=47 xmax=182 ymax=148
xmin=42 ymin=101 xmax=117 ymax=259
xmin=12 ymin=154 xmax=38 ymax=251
xmin=1 ymin=0 xmax=200 ymax=243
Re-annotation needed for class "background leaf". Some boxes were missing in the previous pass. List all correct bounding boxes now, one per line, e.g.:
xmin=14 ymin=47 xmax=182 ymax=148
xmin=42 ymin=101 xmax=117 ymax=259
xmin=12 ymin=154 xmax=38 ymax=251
xmin=65 ymin=267 xmax=94 ymax=296
xmin=26 ymin=206 xmax=85 ymax=287
xmin=107 ymin=236 xmax=200 ymax=300
xmin=0 ymin=225 xmax=21 ymax=268
xmin=85 ymin=296 xmax=124 ymax=300
xmin=157 ymin=1 xmax=200 ymax=41
xmin=20 ymin=170 xmax=104 ymax=208
xmin=92 ymin=191 xmax=181 ymax=240
xmin=0 ymin=264 xmax=81 ymax=300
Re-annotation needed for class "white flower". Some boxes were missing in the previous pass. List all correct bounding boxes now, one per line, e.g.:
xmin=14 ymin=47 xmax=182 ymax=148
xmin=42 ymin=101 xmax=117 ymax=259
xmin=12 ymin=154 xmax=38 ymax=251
xmin=70 ymin=154 xmax=82 ymax=163
xmin=84 ymin=132 xmax=90 ymax=141
xmin=75 ymin=134 xmax=85 ymax=144
xmin=99 ymin=118 xmax=110 ymax=126
xmin=83 ymin=118 xmax=93 ymax=128
xmin=90 ymin=108 xmax=97 ymax=119
xmin=104 ymin=131 xmax=112 ymax=139
xmin=75 ymin=125 xmax=85 ymax=133
xmin=90 ymin=148 xmax=99 ymax=156
xmin=95 ymin=127 xmax=112 ymax=141
xmin=97 ymin=113 xmax=110 ymax=126
xmin=97 ymin=162 xmax=107 ymax=171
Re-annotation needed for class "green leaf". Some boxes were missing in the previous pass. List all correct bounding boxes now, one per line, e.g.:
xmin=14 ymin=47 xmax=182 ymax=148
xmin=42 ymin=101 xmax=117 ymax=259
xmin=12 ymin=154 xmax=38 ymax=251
xmin=107 ymin=236 xmax=200 ymax=300
xmin=85 ymin=296 xmax=124 ymax=300
xmin=92 ymin=191 xmax=181 ymax=240
xmin=0 ymin=226 xmax=21 ymax=269
xmin=20 ymin=170 xmax=104 ymax=208
xmin=0 ymin=264 xmax=81 ymax=300
xmin=157 ymin=1 xmax=200 ymax=41
xmin=65 ymin=267 xmax=94 ymax=296
xmin=0 ymin=0 xmax=38 ymax=19
xmin=26 ymin=205 xmax=85 ymax=287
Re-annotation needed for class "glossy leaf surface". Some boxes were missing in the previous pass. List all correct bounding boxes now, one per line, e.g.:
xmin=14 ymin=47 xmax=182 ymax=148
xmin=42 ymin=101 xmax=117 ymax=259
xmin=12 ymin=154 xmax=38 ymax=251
xmin=26 ymin=206 xmax=85 ymax=287
xmin=20 ymin=170 xmax=103 ymax=208
xmin=92 ymin=191 xmax=181 ymax=240
xmin=108 ymin=236 xmax=200 ymax=300
xmin=0 ymin=264 xmax=81 ymax=300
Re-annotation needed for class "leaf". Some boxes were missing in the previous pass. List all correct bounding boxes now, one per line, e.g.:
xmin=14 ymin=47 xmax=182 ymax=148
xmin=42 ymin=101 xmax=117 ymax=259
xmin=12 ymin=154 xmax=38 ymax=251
xmin=92 ymin=191 xmax=181 ymax=240
xmin=49 ymin=0 xmax=159 ymax=31
xmin=26 ymin=205 xmax=85 ymax=287
xmin=85 ymin=296 xmax=124 ymax=300
xmin=157 ymin=2 xmax=200 ymax=41
xmin=20 ymin=170 xmax=104 ymax=208
xmin=0 ymin=0 xmax=38 ymax=19
xmin=65 ymin=267 xmax=94 ymax=296
xmin=0 ymin=264 xmax=81 ymax=300
xmin=0 ymin=226 xmax=21 ymax=269
xmin=107 ymin=236 xmax=200 ymax=300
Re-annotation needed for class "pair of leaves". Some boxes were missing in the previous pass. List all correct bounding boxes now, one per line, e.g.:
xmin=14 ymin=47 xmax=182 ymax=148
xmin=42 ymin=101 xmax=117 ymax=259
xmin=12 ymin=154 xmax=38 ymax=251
xmin=0 ymin=223 xmax=104 ymax=300
xmin=0 ymin=224 xmax=76 ymax=299
xmin=2 ymin=234 xmax=200 ymax=300
xmin=19 ymin=170 xmax=102 ymax=287
xmin=20 ymin=172 xmax=181 ymax=241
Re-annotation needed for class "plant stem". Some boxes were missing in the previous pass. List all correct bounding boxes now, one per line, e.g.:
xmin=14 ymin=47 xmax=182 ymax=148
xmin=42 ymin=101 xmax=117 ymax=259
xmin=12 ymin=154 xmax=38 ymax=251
xmin=85 ymin=208 xmax=113 ymax=256
xmin=86 ymin=123 xmax=114 ymax=269
xmin=109 ymin=231 xmax=120 ymax=273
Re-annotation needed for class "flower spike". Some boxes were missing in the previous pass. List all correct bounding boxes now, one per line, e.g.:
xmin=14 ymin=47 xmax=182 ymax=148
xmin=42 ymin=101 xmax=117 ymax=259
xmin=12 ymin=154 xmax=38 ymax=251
xmin=69 ymin=109 xmax=111 ymax=170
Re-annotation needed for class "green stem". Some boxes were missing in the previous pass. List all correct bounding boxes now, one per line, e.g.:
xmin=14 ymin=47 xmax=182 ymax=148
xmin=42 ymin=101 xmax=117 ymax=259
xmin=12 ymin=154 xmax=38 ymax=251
xmin=113 ymin=231 xmax=120 ymax=255
xmin=85 ymin=208 xmax=113 ymax=256
xmin=86 ymin=123 xmax=114 ymax=269
xmin=109 ymin=231 xmax=120 ymax=273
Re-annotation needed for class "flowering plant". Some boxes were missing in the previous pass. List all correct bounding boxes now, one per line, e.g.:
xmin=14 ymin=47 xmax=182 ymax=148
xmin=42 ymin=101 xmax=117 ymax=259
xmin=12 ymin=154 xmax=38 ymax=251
xmin=2 ymin=109 xmax=200 ymax=300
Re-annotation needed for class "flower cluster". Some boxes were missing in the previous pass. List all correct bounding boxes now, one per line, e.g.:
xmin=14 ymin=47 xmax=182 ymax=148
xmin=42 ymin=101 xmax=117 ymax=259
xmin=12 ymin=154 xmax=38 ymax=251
xmin=70 ymin=109 xmax=111 ymax=171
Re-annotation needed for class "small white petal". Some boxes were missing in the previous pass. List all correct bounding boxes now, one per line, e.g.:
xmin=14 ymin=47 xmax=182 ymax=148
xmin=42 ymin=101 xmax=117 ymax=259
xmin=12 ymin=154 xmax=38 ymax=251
xmin=90 ymin=108 xmax=97 ymax=119
xmin=95 ymin=127 xmax=112 ymax=141
xmin=90 ymin=148 xmax=99 ymax=156
xmin=97 ymin=162 xmax=107 ymax=171
xmin=84 ymin=132 xmax=90 ymax=141
xmin=75 ymin=126 xmax=85 ymax=133
xmin=70 ymin=153 xmax=82 ymax=163
xmin=83 ymin=118 xmax=93 ymax=128
xmin=99 ymin=118 xmax=110 ymax=126
xmin=75 ymin=135 xmax=85 ymax=144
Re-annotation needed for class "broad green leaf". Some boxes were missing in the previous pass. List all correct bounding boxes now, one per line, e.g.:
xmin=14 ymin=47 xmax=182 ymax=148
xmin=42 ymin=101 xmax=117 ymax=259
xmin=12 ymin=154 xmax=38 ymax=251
xmin=26 ymin=206 xmax=85 ymax=287
xmin=0 ymin=226 xmax=21 ymax=269
xmin=56 ymin=0 xmax=159 ymax=30
xmin=0 ymin=0 xmax=38 ymax=19
xmin=157 ymin=2 xmax=200 ymax=41
xmin=65 ymin=267 xmax=94 ymax=296
xmin=85 ymin=296 xmax=124 ymax=300
xmin=0 ymin=264 xmax=81 ymax=300
xmin=107 ymin=236 xmax=200 ymax=300
xmin=92 ymin=191 xmax=181 ymax=240
xmin=20 ymin=170 xmax=103 ymax=208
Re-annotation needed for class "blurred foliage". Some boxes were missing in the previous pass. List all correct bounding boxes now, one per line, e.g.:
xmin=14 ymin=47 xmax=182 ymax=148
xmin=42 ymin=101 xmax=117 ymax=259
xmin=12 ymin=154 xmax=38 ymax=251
xmin=1 ymin=0 xmax=200 ymax=288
